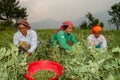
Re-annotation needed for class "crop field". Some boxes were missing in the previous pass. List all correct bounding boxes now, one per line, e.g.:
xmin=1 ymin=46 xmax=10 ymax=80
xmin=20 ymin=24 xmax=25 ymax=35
xmin=0 ymin=29 xmax=120 ymax=80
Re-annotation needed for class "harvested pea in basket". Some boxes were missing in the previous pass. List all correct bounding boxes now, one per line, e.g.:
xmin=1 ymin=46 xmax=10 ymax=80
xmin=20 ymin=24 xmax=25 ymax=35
xmin=23 ymin=60 xmax=63 ymax=80
xmin=32 ymin=70 xmax=55 ymax=80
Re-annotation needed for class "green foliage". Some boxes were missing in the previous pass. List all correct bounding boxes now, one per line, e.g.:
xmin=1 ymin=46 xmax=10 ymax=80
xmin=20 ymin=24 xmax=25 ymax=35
xmin=108 ymin=2 xmax=120 ymax=31
xmin=0 ymin=29 xmax=120 ymax=80
xmin=0 ymin=20 xmax=13 ymax=26
xmin=79 ymin=21 xmax=88 ymax=29
xmin=60 ymin=44 xmax=119 ymax=80
xmin=0 ymin=44 xmax=27 ymax=80
xmin=0 ymin=0 xmax=27 ymax=28
xmin=0 ymin=20 xmax=16 ymax=30
xmin=86 ymin=12 xmax=104 ymax=28
xmin=0 ymin=0 xmax=27 ymax=20
xmin=79 ymin=12 xmax=104 ymax=29
xmin=0 ymin=30 xmax=15 ymax=47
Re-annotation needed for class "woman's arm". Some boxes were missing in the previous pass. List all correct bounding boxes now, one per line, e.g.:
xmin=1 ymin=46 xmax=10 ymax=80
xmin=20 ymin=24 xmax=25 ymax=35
xmin=56 ymin=31 xmax=71 ymax=51
xmin=101 ymin=35 xmax=107 ymax=48
xmin=28 ymin=30 xmax=38 ymax=53
xmin=13 ymin=33 xmax=19 ymax=45
xmin=70 ymin=33 xmax=77 ymax=45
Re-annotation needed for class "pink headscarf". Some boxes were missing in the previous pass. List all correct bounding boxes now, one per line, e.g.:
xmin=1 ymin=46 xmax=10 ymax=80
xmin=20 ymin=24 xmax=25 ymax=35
xmin=56 ymin=21 xmax=74 ymax=33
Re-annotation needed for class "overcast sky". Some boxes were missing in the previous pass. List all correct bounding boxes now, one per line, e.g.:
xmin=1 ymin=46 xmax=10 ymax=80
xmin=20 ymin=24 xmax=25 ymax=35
xmin=19 ymin=0 xmax=120 ymax=23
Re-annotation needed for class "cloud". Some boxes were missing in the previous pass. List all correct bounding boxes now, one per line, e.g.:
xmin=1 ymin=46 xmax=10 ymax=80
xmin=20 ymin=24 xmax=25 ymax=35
xmin=19 ymin=0 xmax=28 ymax=2
xmin=19 ymin=0 xmax=120 ymax=23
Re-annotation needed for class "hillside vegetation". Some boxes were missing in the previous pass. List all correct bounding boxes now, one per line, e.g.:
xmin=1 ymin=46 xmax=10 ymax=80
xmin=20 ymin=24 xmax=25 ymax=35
xmin=0 ymin=29 xmax=120 ymax=80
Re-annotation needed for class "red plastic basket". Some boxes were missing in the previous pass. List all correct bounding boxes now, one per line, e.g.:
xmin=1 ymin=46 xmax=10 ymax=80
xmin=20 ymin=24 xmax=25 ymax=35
xmin=23 ymin=60 xmax=63 ymax=80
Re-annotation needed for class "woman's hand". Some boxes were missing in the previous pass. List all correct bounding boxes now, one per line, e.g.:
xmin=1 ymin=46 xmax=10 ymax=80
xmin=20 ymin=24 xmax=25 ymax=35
xmin=26 ymin=52 xmax=31 ymax=57
xmin=91 ymin=41 xmax=95 ymax=46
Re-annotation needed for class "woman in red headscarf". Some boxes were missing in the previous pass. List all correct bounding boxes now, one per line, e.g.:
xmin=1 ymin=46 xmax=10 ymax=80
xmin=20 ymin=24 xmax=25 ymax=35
xmin=50 ymin=21 xmax=77 ymax=52
xmin=87 ymin=25 xmax=107 ymax=49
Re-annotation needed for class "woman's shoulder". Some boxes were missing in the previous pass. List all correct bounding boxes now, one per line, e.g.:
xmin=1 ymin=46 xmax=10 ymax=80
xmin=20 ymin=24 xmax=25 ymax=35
xmin=69 ymin=32 xmax=74 ymax=35
xmin=56 ymin=30 xmax=64 ymax=35
xmin=87 ymin=34 xmax=94 ymax=37
xmin=29 ymin=29 xmax=37 ymax=33
xmin=100 ymin=34 xmax=106 ymax=38
xmin=29 ymin=29 xmax=35 ymax=31
xmin=14 ymin=31 xmax=20 ymax=35
xmin=13 ymin=31 xmax=22 ymax=38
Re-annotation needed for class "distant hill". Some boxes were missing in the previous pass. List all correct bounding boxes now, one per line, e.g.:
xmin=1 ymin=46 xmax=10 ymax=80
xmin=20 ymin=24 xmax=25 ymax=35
xmin=30 ymin=11 xmax=115 ymax=30
xmin=30 ymin=19 xmax=62 ymax=29
xmin=30 ymin=19 xmax=82 ymax=29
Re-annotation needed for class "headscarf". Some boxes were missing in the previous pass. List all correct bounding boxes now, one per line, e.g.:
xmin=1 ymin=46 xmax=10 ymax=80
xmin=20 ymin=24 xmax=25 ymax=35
xmin=91 ymin=25 xmax=102 ymax=34
xmin=17 ymin=19 xmax=31 ymax=29
xmin=55 ymin=21 xmax=74 ymax=33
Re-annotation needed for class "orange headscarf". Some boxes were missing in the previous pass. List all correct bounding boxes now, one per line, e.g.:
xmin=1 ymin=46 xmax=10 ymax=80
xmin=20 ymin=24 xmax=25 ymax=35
xmin=91 ymin=25 xmax=102 ymax=34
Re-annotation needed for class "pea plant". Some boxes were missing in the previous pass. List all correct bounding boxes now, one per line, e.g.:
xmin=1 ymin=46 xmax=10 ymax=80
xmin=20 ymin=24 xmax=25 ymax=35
xmin=0 ymin=44 xmax=27 ymax=80
xmin=0 ymin=29 xmax=120 ymax=80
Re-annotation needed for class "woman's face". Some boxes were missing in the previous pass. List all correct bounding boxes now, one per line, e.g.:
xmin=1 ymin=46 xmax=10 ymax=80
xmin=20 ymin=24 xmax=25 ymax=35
xmin=93 ymin=31 xmax=101 ymax=38
xmin=18 ymin=24 xmax=28 ymax=35
xmin=65 ymin=26 xmax=73 ymax=34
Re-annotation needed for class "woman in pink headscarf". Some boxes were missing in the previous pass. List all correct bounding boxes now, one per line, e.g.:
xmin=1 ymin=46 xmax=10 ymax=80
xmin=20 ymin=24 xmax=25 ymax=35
xmin=50 ymin=21 xmax=77 ymax=52
xmin=55 ymin=21 xmax=74 ymax=33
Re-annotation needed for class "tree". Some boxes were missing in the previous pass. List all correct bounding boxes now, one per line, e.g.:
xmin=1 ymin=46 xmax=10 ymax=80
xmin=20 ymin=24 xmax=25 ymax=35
xmin=79 ymin=21 xmax=88 ymax=29
xmin=79 ymin=12 xmax=104 ymax=29
xmin=0 ymin=0 xmax=27 ymax=26
xmin=86 ymin=12 xmax=104 ymax=28
xmin=108 ymin=2 xmax=120 ymax=31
